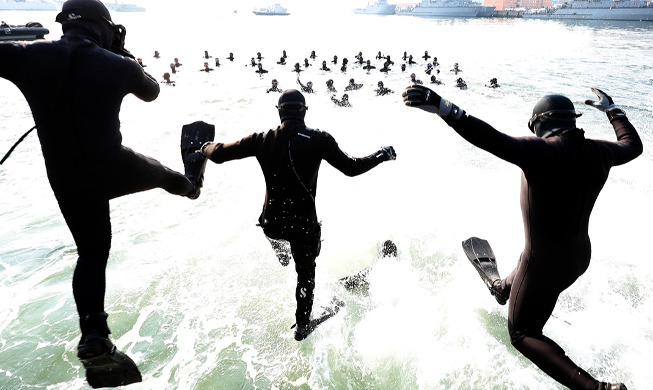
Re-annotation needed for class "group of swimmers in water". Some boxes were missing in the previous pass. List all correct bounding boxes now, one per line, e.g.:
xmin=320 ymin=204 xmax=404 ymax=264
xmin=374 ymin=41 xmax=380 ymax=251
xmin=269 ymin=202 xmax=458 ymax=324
xmin=152 ymin=48 xmax=501 ymax=106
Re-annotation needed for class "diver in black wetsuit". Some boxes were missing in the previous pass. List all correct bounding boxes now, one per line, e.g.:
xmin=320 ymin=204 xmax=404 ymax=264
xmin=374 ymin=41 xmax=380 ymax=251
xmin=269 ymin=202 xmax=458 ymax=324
xmin=297 ymin=78 xmax=315 ymax=93
xmin=227 ymin=52 xmax=234 ymax=61
xmin=332 ymin=55 xmax=338 ymax=64
xmin=292 ymin=62 xmax=303 ymax=73
xmin=200 ymin=61 xmax=214 ymax=72
xmin=409 ymin=73 xmax=423 ymax=85
xmin=255 ymin=63 xmax=268 ymax=74
xmin=320 ymin=60 xmax=330 ymax=71
xmin=344 ymin=78 xmax=363 ymax=91
xmin=375 ymin=81 xmax=393 ymax=96
xmin=363 ymin=60 xmax=376 ymax=71
xmin=325 ymin=78 xmax=337 ymax=93
xmin=267 ymin=78 xmax=282 ymax=93
xmin=331 ymin=93 xmax=351 ymax=107
xmin=0 ymin=0 xmax=201 ymax=386
xmin=403 ymin=85 xmax=641 ymax=390
xmin=197 ymin=89 xmax=396 ymax=340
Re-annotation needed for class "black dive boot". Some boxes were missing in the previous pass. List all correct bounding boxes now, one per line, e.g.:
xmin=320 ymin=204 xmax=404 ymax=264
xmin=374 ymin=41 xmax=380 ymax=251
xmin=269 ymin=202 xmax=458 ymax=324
xmin=78 ymin=313 xmax=142 ymax=389
xmin=180 ymin=121 xmax=215 ymax=199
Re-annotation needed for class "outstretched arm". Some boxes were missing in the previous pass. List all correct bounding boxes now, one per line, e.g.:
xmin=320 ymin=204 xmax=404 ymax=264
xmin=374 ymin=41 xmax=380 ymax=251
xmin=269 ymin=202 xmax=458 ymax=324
xmin=585 ymin=87 xmax=642 ymax=166
xmin=323 ymin=132 xmax=395 ymax=176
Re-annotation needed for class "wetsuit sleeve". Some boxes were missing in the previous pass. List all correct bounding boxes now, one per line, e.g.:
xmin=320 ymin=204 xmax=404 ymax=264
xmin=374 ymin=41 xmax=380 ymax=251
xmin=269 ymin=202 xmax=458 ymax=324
xmin=592 ymin=117 xmax=643 ymax=166
xmin=322 ymin=132 xmax=382 ymax=176
xmin=203 ymin=133 xmax=264 ymax=163
xmin=449 ymin=115 xmax=546 ymax=168
xmin=123 ymin=56 xmax=159 ymax=102
xmin=0 ymin=42 xmax=24 ymax=80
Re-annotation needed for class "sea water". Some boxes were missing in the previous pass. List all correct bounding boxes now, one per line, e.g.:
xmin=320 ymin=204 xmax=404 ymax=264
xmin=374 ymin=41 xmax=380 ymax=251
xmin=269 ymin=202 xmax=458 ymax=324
xmin=1 ymin=6 xmax=653 ymax=390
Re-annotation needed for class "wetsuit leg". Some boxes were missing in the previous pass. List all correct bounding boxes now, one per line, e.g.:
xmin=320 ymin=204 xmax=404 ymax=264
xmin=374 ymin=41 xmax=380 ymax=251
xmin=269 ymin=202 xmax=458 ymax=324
xmin=98 ymin=146 xmax=193 ymax=199
xmin=289 ymin=224 xmax=321 ymax=327
xmin=507 ymin=254 xmax=598 ymax=389
xmin=57 ymin=194 xmax=112 ymax=337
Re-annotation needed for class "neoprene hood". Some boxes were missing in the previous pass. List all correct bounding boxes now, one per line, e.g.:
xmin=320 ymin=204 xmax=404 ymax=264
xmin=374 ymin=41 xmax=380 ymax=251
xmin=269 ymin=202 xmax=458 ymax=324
xmin=277 ymin=89 xmax=306 ymax=121
xmin=56 ymin=0 xmax=112 ymax=23
xmin=529 ymin=94 xmax=582 ymax=138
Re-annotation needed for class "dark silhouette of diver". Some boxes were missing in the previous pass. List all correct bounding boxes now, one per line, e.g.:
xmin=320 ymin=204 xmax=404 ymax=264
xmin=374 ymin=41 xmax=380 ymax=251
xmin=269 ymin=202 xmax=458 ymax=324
xmin=344 ymin=78 xmax=363 ymax=91
xmin=486 ymin=77 xmax=500 ymax=88
xmin=227 ymin=52 xmax=234 ymax=61
xmin=277 ymin=57 xmax=287 ymax=65
xmin=375 ymin=81 xmax=393 ymax=96
xmin=256 ymin=51 xmax=263 ymax=61
xmin=196 ymin=89 xmax=396 ymax=340
xmin=332 ymin=55 xmax=338 ymax=64
xmin=450 ymin=62 xmax=461 ymax=75
xmin=409 ymin=73 xmax=423 ymax=85
xmin=340 ymin=58 xmax=348 ymax=73
xmin=200 ymin=62 xmax=214 ymax=72
xmin=297 ymin=77 xmax=315 ymax=93
xmin=455 ymin=77 xmax=467 ymax=90
xmin=161 ymin=72 xmax=175 ymax=86
xmin=326 ymin=79 xmax=337 ymax=93
xmin=331 ymin=93 xmax=351 ymax=107
xmin=320 ymin=60 xmax=330 ymax=71
xmin=429 ymin=74 xmax=442 ymax=85
xmin=422 ymin=50 xmax=431 ymax=60
xmin=169 ymin=62 xmax=177 ymax=74
xmin=214 ymin=58 xmax=221 ymax=67
xmin=402 ymin=51 xmax=408 ymax=61
xmin=282 ymin=49 xmax=287 ymax=58
xmin=267 ymin=79 xmax=282 ymax=93
xmin=0 ymin=0 xmax=206 ymax=386
xmin=255 ymin=63 xmax=268 ymax=74
xmin=403 ymin=84 xmax=640 ymax=390
xmin=249 ymin=57 xmax=257 ymax=67
xmin=303 ymin=58 xmax=311 ymax=68
xmin=310 ymin=50 xmax=316 ymax=59
xmin=203 ymin=50 xmax=211 ymax=59
xmin=425 ymin=63 xmax=434 ymax=75
xmin=363 ymin=60 xmax=376 ymax=71
xmin=292 ymin=63 xmax=303 ymax=73
xmin=407 ymin=54 xmax=416 ymax=65
xmin=153 ymin=50 xmax=160 ymax=58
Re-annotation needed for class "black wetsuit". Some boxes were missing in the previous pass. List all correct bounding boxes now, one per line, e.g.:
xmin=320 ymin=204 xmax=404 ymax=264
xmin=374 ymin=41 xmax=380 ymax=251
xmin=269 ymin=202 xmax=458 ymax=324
xmin=202 ymin=119 xmax=383 ymax=326
xmin=0 ymin=33 xmax=193 ymax=336
xmin=451 ymin=115 xmax=642 ymax=389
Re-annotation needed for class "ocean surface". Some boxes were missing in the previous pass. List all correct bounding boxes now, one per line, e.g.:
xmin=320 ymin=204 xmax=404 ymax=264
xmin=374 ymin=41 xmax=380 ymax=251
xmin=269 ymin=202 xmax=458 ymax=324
xmin=1 ymin=7 xmax=653 ymax=390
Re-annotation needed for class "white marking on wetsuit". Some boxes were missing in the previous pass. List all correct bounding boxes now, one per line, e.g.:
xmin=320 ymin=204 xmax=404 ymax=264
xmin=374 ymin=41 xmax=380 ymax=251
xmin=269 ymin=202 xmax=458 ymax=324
xmin=298 ymin=133 xmax=310 ymax=139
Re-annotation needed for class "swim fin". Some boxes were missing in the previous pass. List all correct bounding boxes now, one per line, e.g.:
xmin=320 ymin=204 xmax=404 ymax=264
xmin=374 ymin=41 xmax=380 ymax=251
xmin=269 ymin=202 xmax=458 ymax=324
xmin=462 ymin=237 xmax=507 ymax=305
xmin=292 ymin=297 xmax=345 ymax=341
xmin=180 ymin=121 xmax=215 ymax=199
xmin=78 ymin=339 xmax=142 ymax=388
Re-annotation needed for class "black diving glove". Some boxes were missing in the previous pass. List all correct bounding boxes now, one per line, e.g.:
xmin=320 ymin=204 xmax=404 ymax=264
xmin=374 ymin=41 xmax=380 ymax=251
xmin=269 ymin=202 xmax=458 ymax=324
xmin=376 ymin=146 xmax=396 ymax=161
xmin=402 ymin=85 xmax=464 ymax=125
xmin=584 ymin=87 xmax=626 ymax=122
